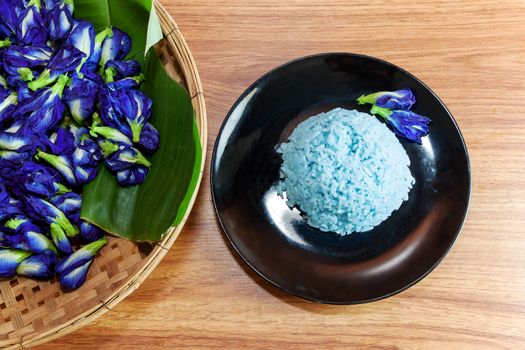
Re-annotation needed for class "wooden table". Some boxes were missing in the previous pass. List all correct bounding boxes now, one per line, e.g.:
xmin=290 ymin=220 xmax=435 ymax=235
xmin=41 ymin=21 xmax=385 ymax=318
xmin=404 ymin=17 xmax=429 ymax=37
xmin=39 ymin=0 xmax=525 ymax=348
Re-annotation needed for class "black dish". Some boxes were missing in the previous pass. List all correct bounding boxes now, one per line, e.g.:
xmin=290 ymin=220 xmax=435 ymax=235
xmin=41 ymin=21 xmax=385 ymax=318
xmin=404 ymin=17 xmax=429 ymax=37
xmin=211 ymin=53 xmax=471 ymax=304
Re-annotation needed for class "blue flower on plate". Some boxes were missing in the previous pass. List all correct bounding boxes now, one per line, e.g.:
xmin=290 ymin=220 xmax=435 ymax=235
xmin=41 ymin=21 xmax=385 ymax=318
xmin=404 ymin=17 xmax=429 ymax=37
xmin=370 ymin=105 xmax=431 ymax=144
xmin=358 ymin=88 xmax=416 ymax=110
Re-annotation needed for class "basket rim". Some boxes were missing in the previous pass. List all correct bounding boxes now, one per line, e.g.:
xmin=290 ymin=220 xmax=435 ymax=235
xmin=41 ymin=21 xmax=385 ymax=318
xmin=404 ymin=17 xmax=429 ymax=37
xmin=3 ymin=1 xmax=207 ymax=348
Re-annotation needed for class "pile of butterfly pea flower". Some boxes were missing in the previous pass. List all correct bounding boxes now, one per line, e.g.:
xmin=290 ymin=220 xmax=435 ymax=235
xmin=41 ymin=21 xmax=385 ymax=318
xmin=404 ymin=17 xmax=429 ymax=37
xmin=0 ymin=0 xmax=160 ymax=290
xmin=357 ymin=88 xmax=431 ymax=144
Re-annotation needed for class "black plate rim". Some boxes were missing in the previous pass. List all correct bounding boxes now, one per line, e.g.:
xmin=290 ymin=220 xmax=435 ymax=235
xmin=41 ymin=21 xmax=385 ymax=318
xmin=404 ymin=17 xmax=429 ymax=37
xmin=211 ymin=52 xmax=472 ymax=305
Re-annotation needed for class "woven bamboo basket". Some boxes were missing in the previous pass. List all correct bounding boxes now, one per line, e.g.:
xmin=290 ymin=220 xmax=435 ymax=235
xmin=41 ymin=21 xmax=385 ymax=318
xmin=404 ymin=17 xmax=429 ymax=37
xmin=0 ymin=1 xmax=207 ymax=348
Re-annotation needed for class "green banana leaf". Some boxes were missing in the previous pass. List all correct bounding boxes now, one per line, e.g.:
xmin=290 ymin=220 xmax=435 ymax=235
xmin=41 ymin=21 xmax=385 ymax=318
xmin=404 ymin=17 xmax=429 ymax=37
xmin=75 ymin=0 xmax=203 ymax=242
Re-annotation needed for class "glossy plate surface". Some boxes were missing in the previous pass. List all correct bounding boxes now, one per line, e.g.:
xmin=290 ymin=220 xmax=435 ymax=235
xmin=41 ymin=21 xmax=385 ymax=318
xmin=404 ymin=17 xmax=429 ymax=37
xmin=211 ymin=53 xmax=471 ymax=304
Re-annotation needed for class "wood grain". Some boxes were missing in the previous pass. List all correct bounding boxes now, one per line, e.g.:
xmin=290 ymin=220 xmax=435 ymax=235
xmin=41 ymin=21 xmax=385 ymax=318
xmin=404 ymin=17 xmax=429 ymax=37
xmin=36 ymin=0 xmax=525 ymax=348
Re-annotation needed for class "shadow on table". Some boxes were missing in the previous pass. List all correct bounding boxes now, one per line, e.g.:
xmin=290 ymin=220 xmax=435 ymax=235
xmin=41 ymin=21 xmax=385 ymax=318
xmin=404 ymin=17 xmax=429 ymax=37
xmin=215 ymin=215 xmax=388 ymax=315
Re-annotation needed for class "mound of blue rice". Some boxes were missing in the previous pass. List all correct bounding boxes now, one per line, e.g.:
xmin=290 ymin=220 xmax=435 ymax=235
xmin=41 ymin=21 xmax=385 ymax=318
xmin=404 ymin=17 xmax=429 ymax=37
xmin=277 ymin=108 xmax=414 ymax=235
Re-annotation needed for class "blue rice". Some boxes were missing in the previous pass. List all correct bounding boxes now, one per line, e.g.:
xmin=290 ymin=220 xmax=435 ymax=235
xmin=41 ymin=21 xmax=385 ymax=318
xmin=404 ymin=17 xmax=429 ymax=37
xmin=277 ymin=108 xmax=414 ymax=235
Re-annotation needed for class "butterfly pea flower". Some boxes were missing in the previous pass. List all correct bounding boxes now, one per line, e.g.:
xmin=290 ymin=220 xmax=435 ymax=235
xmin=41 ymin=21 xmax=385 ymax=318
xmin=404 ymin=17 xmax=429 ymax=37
xmin=0 ymin=86 xmax=10 ymax=101
xmin=38 ymin=128 xmax=76 ymax=181
xmin=59 ymin=259 xmax=91 ymax=289
xmin=90 ymin=120 xmax=132 ymax=145
xmin=98 ymin=86 xmax=123 ymax=125
xmin=95 ymin=77 xmax=143 ymax=135
xmin=39 ymin=127 xmax=101 ymax=185
xmin=0 ymin=186 xmax=22 ymax=221
xmin=48 ymin=125 xmax=76 ymax=154
xmin=25 ymin=196 xmax=78 ymax=237
xmin=106 ymin=74 xmax=144 ymax=91
xmin=15 ymin=4 xmax=48 ymax=46
xmin=42 ymin=0 xmax=74 ymax=13
xmin=105 ymin=143 xmax=151 ymax=172
xmin=63 ymin=76 xmax=100 ymax=124
xmin=21 ymin=195 xmax=73 ymax=255
xmin=28 ymin=45 xmax=84 ymax=90
xmin=357 ymin=89 xmax=416 ymax=110
xmin=0 ymin=151 xmax=29 ymax=164
xmin=0 ymin=230 xmax=16 ymax=248
xmin=0 ymin=162 xmax=18 ymax=181
xmin=68 ymin=211 xmax=81 ymax=226
xmin=46 ymin=2 xmax=73 ymax=41
xmin=48 ymin=45 xmax=85 ymax=71
xmin=99 ymin=89 xmax=153 ymax=143
xmin=2 ymin=119 xmax=24 ymax=134
xmin=4 ymin=217 xmax=29 ymax=231
xmin=66 ymin=20 xmax=96 ymax=58
xmin=17 ymin=85 xmax=33 ymax=102
xmin=98 ymin=28 xmax=131 ymax=72
xmin=0 ymin=131 xmax=34 ymax=165
xmin=67 ymin=61 xmax=105 ymax=85
xmin=84 ymin=26 xmax=112 ymax=70
xmin=370 ymin=105 xmax=431 ymax=144
xmin=57 ymin=237 xmax=107 ymax=290
xmin=62 ymin=20 xmax=96 ymax=75
xmin=0 ymin=92 xmax=18 ymax=124
xmin=57 ymin=237 xmax=107 ymax=273
xmin=3 ymin=45 xmax=53 ymax=86
xmin=36 ymin=149 xmax=76 ymax=184
xmin=3 ymin=45 xmax=53 ymax=69
xmin=25 ymin=229 xmax=58 ymax=254
xmin=16 ymin=253 xmax=57 ymax=279
xmin=98 ymin=140 xmax=119 ymax=157
xmin=0 ymin=0 xmax=17 ymax=40
xmin=98 ymin=88 xmax=136 ymax=138
xmin=0 ymin=162 xmax=16 ymax=183
xmin=0 ymin=232 xmax=29 ymax=251
xmin=67 ymin=126 xmax=102 ymax=181
xmin=1 ymin=220 xmax=30 ymax=251
xmin=14 ymin=162 xmax=69 ymax=198
xmin=0 ymin=129 xmax=45 ymax=165
xmin=50 ymin=192 xmax=81 ymax=215
xmin=122 ymin=90 xmax=153 ymax=143
xmin=139 ymin=123 xmax=160 ymax=154
xmin=50 ymin=223 xmax=73 ymax=254
xmin=15 ymin=74 xmax=68 ymax=133
xmin=67 ymin=123 xmax=91 ymax=145
xmin=0 ymin=132 xmax=32 ymax=152
xmin=105 ymin=144 xmax=151 ymax=187
xmin=79 ymin=221 xmax=104 ymax=242
xmin=10 ymin=162 xmax=55 ymax=198
xmin=6 ymin=69 xmax=34 ymax=88
xmin=116 ymin=167 xmax=148 ymax=187
xmin=0 ymin=138 xmax=43 ymax=164
xmin=72 ymin=136 xmax=102 ymax=183
xmin=103 ymin=59 xmax=141 ymax=82
xmin=0 ymin=248 xmax=32 ymax=278
xmin=5 ymin=216 xmax=57 ymax=254
xmin=4 ymin=216 xmax=57 ymax=254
